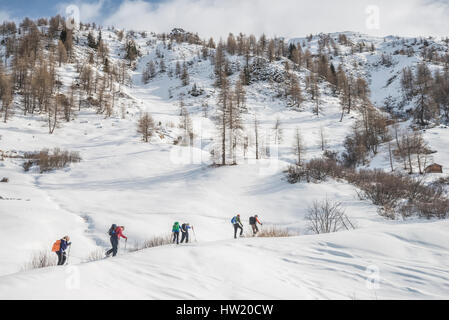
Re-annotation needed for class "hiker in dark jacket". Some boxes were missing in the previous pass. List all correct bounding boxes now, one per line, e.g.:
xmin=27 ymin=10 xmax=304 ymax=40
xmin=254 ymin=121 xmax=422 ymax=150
xmin=232 ymin=215 xmax=244 ymax=239
xmin=106 ymin=225 xmax=128 ymax=257
xmin=56 ymin=236 xmax=71 ymax=265
xmin=249 ymin=215 xmax=263 ymax=236
xmin=180 ymin=223 xmax=192 ymax=243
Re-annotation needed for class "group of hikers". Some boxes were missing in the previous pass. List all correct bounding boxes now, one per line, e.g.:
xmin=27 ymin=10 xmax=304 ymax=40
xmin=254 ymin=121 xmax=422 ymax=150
xmin=172 ymin=222 xmax=194 ymax=245
xmin=232 ymin=214 xmax=263 ymax=239
xmin=51 ymin=225 xmax=129 ymax=265
xmin=52 ymin=214 xmax=263 ymax=265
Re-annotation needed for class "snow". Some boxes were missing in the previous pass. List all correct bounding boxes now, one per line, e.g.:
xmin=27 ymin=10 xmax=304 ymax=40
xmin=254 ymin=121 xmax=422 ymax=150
xmin=1 ymin=220 xmax=448 ymax=300
xmin=0 ymin=29 xmax=449 ymax=299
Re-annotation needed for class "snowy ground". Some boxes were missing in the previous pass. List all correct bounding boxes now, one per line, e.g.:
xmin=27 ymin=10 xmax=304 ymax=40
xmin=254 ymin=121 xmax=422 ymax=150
xmin=1 ymin=30 xmax=449 ymax=299
xmin=0 ymin=101 xmax=381 ymax=276
xmin=1 ymin=220 xmax=448 ymax=300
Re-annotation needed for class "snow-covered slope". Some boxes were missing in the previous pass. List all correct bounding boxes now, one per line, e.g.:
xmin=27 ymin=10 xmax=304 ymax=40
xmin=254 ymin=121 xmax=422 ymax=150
xmin=290 ymin=32 xmax=449 ymax=112
xmin=0 ymin=98 xmax=380 ymax=275
xmin=1 ymin=28 xmax=449 ymax=299
xmin=1 ymin=220 xmax=449 ymax=300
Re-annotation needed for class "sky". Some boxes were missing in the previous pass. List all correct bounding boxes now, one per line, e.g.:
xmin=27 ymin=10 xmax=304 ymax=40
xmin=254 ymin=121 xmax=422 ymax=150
xmin=0 ymin=0 xmax=448 ymax=39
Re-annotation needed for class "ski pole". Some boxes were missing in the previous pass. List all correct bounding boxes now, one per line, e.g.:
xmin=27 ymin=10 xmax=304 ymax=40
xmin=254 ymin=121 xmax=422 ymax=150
xmin=125 ymin=238 xmax=128 ymax=251
xmin=66 ymin=246 xmax=71 ymax=265
xmin=192 ymin=226 xmax=198 ymax=242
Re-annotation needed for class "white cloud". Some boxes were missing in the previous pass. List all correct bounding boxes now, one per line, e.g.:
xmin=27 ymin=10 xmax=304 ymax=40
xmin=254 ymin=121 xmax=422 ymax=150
xmin=58 ymin=0 xmax=106 ymax=23
xmin=102 ymin=0 xmax=449 ymax=39
xmin=0 ymin=10 xmax=12 ymax=23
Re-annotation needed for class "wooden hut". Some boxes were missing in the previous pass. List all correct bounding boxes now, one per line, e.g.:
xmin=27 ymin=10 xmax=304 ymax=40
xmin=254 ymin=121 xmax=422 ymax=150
xmin=424 ymin=163 xmax=443 ymax=174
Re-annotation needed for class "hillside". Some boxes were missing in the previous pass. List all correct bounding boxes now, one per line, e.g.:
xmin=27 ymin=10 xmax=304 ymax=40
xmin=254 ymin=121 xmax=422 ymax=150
xmin=0 ymin=20 xmax=449 ymax=299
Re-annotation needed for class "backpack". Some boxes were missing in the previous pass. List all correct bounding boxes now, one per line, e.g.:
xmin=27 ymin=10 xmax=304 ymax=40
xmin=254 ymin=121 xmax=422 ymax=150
xmin=108 ymin=224 xmax=117 ymax=236
xmin=181 ymin=224 xmax=187 ymax=232
xmin=52 ymin=240 xmax=61 ymax=252
xmin=173 ymin=223 xmax=180 ymax=232
xmin=231 ymin=216 xmax=237 ymax=224
xmin=249 ymin=217 xmax=256 ymax=225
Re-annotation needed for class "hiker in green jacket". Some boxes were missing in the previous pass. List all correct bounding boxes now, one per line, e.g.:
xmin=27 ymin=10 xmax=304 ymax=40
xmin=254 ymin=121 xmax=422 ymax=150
xmin=172 ymin=222 xmax=181 ymax=245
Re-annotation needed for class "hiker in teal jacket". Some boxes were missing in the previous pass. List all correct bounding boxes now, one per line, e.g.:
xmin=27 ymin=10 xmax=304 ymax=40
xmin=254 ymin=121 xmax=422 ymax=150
xmin=232 ymin=215 xmax=244 ymax=239
xmin=172 ymin=222 xmax=181 ymax=245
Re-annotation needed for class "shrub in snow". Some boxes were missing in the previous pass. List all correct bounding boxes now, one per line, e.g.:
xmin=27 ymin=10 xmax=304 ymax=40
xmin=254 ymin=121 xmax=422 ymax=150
xmin=85 ymin=249 xmax=106 ymax=262
xmin=23 ymin=148 xmax=81 ymax=173
xmin=306 ymin=199 xmax=355 ymax=234
xmin=352 ymin=170 xmax=449 ymax=219
xmin=23 ymin=160 xmax=34 ymax=172
xmin=285 ymin=165 xmax=305 ymax=184
xmin=287 ymin=157 xmax=449 ymax=220
xmin=411 ymin=198 xmax=449 ymax=220
xmin=0 ymin=177 xmax=8 ymax=183
xmin=286 ymin=158 xmax=344 ymax=184
xmin=353 ymin=170 xmax=408 ymax=208
xmin=189 ymin=83 xmax=204 ymax=97
xmin=307 ymin=158 xmax=344 ymax=182
xmin=22 ymin=250 xmax=57 ymax=271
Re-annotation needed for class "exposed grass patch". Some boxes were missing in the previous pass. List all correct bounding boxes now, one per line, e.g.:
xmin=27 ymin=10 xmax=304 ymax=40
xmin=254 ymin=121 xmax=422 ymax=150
xmin=129 ymin=234 xmax=173 ymax=252
xmin=246 ymin=226 xmax=297 ymax=238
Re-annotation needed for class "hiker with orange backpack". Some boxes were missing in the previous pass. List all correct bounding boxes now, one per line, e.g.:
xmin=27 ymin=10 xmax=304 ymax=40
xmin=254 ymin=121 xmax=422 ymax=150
xmin=52 ymin=236 xmax=72 ymax=266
